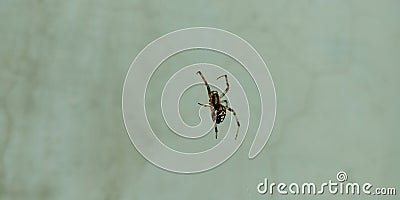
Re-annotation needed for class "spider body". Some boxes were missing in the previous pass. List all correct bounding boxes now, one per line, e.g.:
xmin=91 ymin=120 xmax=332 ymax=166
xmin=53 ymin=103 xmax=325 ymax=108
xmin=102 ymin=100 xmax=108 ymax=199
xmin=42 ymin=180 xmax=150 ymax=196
xmin=197 ymin=71 xmax=240 ymax=139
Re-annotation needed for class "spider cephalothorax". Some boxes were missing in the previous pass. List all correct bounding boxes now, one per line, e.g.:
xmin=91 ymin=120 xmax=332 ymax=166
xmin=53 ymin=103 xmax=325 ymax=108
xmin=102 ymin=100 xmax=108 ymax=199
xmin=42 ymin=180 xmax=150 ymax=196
xmin=197 ymin=71 xmax=240 ymax=139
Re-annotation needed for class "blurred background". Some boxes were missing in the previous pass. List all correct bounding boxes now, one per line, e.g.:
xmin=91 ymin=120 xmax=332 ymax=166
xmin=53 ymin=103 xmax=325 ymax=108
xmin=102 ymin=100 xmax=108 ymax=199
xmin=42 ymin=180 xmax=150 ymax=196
xmin=0 ymin=0 xmax=399 ymax=199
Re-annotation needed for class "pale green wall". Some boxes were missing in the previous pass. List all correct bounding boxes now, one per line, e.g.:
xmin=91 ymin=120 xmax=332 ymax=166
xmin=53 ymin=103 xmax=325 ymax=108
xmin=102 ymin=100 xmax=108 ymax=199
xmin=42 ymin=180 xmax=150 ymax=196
xmin=0 ymin=1 xmax=399 ymax=199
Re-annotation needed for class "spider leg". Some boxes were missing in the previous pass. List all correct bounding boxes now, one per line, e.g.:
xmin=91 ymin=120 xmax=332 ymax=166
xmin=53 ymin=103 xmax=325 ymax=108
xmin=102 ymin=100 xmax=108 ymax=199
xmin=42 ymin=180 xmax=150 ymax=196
xmin=211 ymin=106 xmax=216 ymax=128
xmin=214 ymin=122 xmax=218 ymax=139
xmin=226 ymin=106 xmax=240 ymax=140
xmin=197 ymin=71 xmax=212 ymax=98
xmin=199 ymin=103 xmax=217 ymax=139
xmin=220 ymin=100 xmax=229 ymax=107
xmin=216 ymin=74 xmax=229 ymax=98
xmin=198 ymin=102 xmax=210 ymax=107
xmin=209 ymin=106 xmax=217 ymax=139
xmin=200 ymin=104 xmax=218 ymax=138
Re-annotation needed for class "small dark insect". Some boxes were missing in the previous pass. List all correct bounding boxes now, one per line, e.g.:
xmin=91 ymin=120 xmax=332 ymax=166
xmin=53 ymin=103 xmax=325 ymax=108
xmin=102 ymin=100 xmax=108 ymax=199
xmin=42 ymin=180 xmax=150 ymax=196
xmin=197 ymin=71 xmax=240 ymax=140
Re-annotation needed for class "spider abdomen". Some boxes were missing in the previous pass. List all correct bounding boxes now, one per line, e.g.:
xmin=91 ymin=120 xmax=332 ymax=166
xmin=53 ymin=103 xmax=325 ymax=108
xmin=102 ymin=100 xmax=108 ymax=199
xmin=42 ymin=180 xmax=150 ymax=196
xmin=215 ymin=105 xmax=227 ymax=124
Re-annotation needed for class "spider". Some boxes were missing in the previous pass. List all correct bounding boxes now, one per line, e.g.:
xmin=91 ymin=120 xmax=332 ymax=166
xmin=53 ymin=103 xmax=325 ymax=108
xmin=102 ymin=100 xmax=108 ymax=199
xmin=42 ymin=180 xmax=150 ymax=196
xmin=196 ymin=71 xmax=240 ymax=140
